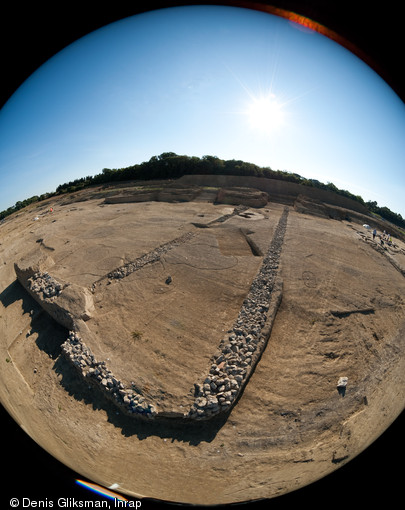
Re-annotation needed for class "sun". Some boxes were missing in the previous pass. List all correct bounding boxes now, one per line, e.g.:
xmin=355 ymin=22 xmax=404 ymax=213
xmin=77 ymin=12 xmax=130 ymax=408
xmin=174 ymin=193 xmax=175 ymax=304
xmin=246 ymin=93 xmax=286 ymax=134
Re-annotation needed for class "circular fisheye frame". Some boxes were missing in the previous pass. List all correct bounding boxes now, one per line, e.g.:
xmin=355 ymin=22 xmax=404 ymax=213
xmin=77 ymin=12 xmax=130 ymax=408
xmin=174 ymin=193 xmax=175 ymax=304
xmin=0 ymin=2 xmax=404 ymax=506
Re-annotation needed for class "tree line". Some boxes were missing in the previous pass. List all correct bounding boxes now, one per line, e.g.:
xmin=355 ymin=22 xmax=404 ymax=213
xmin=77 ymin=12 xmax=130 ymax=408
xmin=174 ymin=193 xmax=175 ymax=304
xmin=1 ymin=152 xmax=404 ymax=229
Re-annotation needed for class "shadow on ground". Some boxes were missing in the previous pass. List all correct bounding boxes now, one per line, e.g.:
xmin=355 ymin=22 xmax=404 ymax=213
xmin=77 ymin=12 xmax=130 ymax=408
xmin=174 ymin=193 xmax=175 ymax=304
xmin=2 ymin=279 xmax=227 ymax=446
xmin=0 ymin=279 xmax=36 ymax=312
xmin=53 ymin=354 xmax=228 ymax=445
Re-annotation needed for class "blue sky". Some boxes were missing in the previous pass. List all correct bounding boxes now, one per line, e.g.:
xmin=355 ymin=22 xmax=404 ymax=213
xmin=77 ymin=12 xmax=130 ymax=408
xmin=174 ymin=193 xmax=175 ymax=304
xmin=0 ymin=5 xmax=404 ymax=216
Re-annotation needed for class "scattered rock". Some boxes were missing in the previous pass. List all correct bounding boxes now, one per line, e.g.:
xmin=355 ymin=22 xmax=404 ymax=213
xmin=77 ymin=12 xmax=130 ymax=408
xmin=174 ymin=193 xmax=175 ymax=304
xmin=337 ymin=376 xmax=348 ymax=397
xmin=337 ymin=377 xmax=348 ymax=387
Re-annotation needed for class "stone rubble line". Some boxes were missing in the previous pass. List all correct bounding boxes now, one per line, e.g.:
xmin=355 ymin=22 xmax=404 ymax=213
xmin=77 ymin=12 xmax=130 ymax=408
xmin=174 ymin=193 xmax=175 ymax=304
xmin=208 ymin=204 xmax=250 ymax=225
xmin=19 ymin=206 xmax=288 ymax=421
xmin=94 ymin=231 xmax=196 ymax=288
xmin=93 ymin=206 xmax=250 ymax=288
xmin=61 ymin=330 xmax=159 ymax=418
xmin=28 ymin=271 xmax=65 ymax=300
xmin=59 ymin=207 xmax=289 ymax=421
xmin=189 ymin=206 xmax=288 ymax=419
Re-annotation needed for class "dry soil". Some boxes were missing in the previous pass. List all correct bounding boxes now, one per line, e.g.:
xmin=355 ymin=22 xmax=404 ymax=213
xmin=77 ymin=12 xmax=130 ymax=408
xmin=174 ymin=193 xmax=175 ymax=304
xmin=0 ymin=189 xmax=404 ymax=505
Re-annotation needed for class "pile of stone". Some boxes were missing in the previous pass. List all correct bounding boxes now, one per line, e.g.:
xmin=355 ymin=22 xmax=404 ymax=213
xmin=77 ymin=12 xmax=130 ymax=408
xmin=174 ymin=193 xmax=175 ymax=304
xmin=105 ymin=231 xmax=195 ymax=282
xmin=28 ymin=271 xmax=64 ymax=300
xmin=61 ymin=208 xmax=288 ymax=422
xmin=62 ymin=331 xmax=157 ymax=419
xmin=22 ymin=207 xmax=288 ymax=423
xmin=188 ymin=207 xmax=288 ymax=419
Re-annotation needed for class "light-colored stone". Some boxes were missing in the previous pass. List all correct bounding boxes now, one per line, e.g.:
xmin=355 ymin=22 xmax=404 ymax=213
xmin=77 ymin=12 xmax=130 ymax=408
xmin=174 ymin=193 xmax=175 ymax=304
xmin=337 ymin=377 xmax=348 ymax=387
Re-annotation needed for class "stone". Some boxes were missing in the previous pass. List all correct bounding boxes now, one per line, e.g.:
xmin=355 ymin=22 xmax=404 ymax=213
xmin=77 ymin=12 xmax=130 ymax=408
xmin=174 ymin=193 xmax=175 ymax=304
xmin=53 ymin=209 xmax=290 ymax=423
xmin=206 ymin=399 xmax=219 ymax=409
xmin=196 ymin=397 xmax=207 ymax=408
xmin=194 ymin=383 xmax=203 ymax=396
xmin=337 ymin=377 xmax=348 ymax=387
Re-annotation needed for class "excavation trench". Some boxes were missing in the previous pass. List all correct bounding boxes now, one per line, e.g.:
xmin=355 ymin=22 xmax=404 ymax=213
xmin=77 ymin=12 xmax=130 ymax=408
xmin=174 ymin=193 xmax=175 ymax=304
xmin=14 ymin=207 xmax=289 ymax=422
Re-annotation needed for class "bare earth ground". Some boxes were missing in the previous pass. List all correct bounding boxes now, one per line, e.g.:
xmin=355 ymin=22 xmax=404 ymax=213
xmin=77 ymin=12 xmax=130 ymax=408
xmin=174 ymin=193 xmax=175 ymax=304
xmin=0 ymin=191 xmax=404 ymax=505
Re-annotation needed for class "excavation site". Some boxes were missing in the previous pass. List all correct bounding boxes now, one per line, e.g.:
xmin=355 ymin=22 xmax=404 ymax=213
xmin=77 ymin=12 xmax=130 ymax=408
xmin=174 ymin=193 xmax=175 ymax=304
xmin=1 ymin=177 xmax=404 ymax=505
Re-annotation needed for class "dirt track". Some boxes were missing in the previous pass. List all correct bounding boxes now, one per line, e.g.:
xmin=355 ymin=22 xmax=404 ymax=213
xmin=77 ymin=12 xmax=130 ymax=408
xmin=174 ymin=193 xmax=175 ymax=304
xmin=0 ymin=189 xmax=404 ymax=504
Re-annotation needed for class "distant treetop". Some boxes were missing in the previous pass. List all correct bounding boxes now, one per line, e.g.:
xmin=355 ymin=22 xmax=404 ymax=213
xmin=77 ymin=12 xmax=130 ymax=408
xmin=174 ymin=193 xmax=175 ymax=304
xmin=1 ymin=152 xmax=404 ymax=230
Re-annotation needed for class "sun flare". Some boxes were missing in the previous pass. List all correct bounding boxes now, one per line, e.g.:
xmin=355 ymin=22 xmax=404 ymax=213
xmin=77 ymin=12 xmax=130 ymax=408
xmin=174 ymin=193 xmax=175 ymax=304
xmin=246 ymin=94 xmax=286 ymax=134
